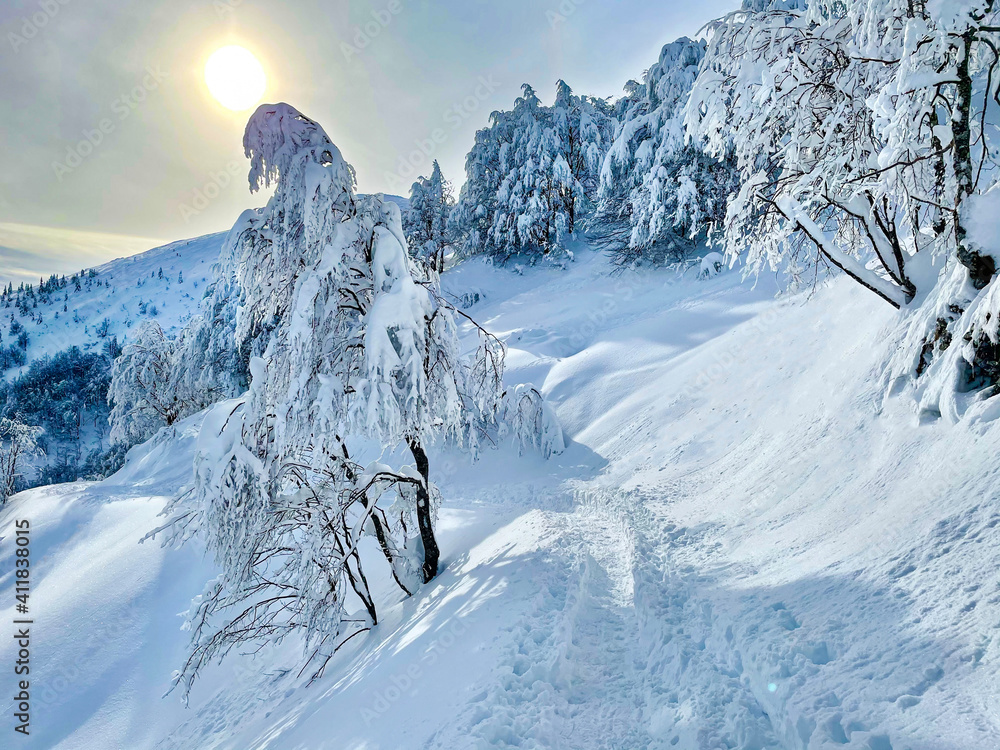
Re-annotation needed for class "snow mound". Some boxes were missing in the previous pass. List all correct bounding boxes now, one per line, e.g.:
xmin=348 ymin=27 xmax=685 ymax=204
xmin=700 ymin=251 xmax=726 ymax=278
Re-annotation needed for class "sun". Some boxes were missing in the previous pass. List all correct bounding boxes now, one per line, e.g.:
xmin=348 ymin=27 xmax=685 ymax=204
xmin=205 ymin=45 xmax=267 ymax=112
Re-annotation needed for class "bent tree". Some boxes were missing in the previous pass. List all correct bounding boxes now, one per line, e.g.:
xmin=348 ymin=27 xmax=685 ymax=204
xmin=159 ymin=103 xmax=558 ymax=695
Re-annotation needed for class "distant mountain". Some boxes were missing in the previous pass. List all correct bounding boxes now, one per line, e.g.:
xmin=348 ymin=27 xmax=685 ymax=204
xmin=2 ymin=233 xmax=224 ymax=371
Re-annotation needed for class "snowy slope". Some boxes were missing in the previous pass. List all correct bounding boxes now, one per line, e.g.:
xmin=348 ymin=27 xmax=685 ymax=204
xmin=1 ymin=244 xmax=998 ymax=749
xmin=2 ymin=233 xmax=224 ymax=369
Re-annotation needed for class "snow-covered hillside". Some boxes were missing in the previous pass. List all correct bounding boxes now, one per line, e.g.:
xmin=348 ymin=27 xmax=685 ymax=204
xmin=3 ymin=194 xmax=410 ymax=373
xmin=0 ymin=194 xmax=410 ymax=488
xmin=3 ymin=244 xmax=997 ymax=749
xmin=2 ymin=233 xmax=224 ymax=371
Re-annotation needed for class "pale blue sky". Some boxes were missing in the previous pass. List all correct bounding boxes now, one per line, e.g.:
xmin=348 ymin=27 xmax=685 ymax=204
xmin=0 ymin=0 xmax=737 ymax=283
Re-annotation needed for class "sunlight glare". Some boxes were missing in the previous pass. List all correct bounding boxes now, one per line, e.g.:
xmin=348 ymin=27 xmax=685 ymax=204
xmin=204 ymin=45 xmax=267 ymax=112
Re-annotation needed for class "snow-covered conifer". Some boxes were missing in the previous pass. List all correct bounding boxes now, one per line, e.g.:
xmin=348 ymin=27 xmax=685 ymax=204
xmin=453 ymin=82 xmax=614 ymax=262
xmin=594 ymin=38 xmax=738 ymax=266
xmin=404 ymin=160 xmax=453 ymax=272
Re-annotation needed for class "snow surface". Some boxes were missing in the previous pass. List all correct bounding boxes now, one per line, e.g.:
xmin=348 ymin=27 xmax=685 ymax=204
xmin=2 ymin=242 xmax=999 ymax=749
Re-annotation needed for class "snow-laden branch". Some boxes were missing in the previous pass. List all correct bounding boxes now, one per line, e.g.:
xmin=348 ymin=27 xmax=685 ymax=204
xmin=774 ymin=196 xmax=909 ymax=308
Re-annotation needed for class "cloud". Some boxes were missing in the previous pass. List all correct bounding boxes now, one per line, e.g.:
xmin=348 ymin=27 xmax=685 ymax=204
xmin=0 ymin=223 xmax=167 ymax=285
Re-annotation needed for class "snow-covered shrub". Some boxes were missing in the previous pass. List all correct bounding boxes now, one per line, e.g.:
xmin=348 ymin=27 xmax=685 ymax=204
xmin=499 ymin=385 xmax=565 ymax=459
xmin=699 ymin=252 xmax=725 ymax=279
xmin=0 ymin=418 xmax=43 ymax=504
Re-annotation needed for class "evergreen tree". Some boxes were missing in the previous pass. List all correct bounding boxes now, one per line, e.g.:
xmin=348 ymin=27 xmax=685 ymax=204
xmin=452 ymin=82 xmax=614 ymax=262
xmin=593 ymin=38 xmax=738 ymax=266
xmin=404 ymin=160 xmax=454 ymax=273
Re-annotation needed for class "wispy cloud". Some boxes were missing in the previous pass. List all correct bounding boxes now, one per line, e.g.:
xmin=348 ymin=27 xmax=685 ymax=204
xmin=0 ymin=223 xmax=168 ymax=285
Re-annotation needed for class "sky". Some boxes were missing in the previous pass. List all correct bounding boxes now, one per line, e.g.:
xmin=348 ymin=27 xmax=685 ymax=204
xmin=0 ymin=0 xmax=738 ymax=285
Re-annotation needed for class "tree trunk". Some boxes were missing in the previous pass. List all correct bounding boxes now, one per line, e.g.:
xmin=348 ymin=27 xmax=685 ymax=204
xmin=954 ymin=31 xmax=996 ymax=289
xmin=340 ymin=442 xmax=413 ymax=596
xmin=929 ymin=107 xmax=948 ymax=237
xmin=337 ymin=526 xmax=379 ymax=625
xmin=407 ymin=437 xmax=440 ymax=582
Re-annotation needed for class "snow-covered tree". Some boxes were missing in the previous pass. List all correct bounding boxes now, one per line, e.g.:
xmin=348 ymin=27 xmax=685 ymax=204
xmin=485 ymin=84 xmax=559 ymax=257
xmin=405 ymin=173 xmax=434 ymax=261
xmin=594 ymin=38 xmax=738 ymax=266
xmin=170 ymin=260 xmax=252 ymax=406
xmin=874 ymin=0 xmax=1000 ymax=416
xmin=549 ymin=80 xmax=614 ymax=237
xmin=452 ymin=82 xmax=614 ymax=262
xmin=686 ymin=0 xmax=1000 ymax=414
xmin=0 ymin=418 xmax=43 ymax=504
xmin=499 ymin=385 xmax=565 ymax=459
xmin=687 ymin=1 xmax=922 ymax=306
xmin=404 ymin=160 xmax=453 ymax=273
xmin=158 ymin=103 xmax=558 ymax=696
xmin=109 ymin=322 xmax=189 ymax=445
